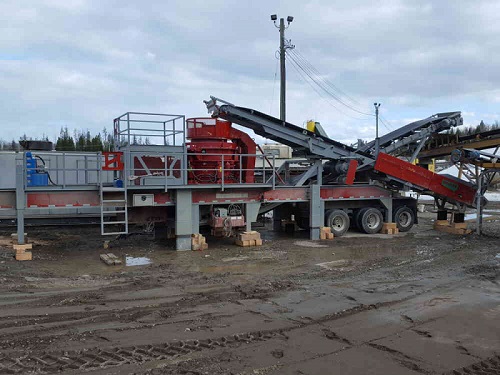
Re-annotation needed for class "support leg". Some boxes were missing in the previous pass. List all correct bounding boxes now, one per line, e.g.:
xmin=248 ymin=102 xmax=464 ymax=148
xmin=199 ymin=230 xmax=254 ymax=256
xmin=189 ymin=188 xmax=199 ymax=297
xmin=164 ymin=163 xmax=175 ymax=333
xmin=245 ymin=202 xmax=261 ymax=232
xmin=175 ymin=190 xmax=193 ymax=251
xmin=15 ymin=155 xmax=25 ymax=245
xmin=309 ymin=185 xmax=321 ymax=240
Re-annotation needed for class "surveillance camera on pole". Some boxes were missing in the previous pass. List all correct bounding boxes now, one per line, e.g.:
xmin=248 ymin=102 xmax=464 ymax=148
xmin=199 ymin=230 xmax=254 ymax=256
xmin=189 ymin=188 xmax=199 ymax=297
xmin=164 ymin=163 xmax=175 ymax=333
xmin=270 ymin=14 xmax=294 ymax=122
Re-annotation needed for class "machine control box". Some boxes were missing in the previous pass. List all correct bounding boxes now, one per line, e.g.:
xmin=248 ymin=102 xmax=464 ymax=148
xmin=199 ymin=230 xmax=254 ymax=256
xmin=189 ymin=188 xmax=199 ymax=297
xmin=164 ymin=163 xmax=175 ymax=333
xmin=133 ymin=194 xmax=155 ymax=207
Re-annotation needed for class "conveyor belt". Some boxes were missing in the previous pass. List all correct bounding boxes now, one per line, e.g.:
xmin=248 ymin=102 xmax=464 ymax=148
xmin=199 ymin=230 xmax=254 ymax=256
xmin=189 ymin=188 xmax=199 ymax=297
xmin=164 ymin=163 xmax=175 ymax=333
xmin=359 ymin=112 xmax=462 ymax=155
xmin=205 ymin=97 xmax=477 ymax=207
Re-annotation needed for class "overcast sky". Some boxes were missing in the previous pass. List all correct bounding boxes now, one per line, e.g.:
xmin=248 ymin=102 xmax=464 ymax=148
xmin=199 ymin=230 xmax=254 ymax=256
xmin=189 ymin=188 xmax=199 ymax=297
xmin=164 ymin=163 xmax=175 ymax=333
xmin=1 ymin=0 xmax=499 ymax=145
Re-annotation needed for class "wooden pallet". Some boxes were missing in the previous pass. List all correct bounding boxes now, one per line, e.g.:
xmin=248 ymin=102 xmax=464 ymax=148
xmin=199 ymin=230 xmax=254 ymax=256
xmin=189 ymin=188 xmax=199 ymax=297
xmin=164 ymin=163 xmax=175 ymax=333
xmin=100 ymin=253 xmax=122 ymax=266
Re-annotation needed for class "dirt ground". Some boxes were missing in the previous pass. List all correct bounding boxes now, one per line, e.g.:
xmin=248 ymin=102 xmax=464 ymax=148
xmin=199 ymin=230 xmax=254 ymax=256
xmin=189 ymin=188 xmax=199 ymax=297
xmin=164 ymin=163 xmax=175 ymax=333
xmin=0 ymin=208 xmax=499 ymax=375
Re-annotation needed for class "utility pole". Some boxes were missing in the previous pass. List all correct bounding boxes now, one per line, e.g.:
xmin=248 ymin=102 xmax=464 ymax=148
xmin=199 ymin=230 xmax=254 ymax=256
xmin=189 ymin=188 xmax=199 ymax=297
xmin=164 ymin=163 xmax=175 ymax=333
xmin=271 ymin=14 xmax=294 ymax=122
xmin=374 ymin=103 xmax=381 ymax=155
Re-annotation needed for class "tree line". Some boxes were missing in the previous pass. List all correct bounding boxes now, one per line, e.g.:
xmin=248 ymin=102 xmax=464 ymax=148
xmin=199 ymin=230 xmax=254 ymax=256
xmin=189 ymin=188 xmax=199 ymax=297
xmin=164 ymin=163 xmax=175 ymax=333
xmin=447 ymin=120 xmax=500 ymax=137
xmin=0 ymin=127 xmax=152 ymax=152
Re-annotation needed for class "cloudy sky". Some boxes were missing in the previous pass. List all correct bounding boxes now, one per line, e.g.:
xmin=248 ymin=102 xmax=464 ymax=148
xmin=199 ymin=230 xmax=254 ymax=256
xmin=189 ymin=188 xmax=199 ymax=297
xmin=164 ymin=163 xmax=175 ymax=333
xmin=1 ymin=0 xmax=499 ymax=145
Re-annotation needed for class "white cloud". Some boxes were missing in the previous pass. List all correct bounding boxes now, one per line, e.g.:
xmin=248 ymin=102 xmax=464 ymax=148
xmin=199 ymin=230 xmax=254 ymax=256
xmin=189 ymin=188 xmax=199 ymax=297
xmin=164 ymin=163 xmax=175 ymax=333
xmin=0 ymin=0 xmax=498 ymax=143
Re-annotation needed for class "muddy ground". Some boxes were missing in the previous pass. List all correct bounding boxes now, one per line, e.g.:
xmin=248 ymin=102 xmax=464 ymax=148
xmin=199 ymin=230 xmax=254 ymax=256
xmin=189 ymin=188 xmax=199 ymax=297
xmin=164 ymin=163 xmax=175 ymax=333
xmin=0 ymin=208 xmax=499 ymax=375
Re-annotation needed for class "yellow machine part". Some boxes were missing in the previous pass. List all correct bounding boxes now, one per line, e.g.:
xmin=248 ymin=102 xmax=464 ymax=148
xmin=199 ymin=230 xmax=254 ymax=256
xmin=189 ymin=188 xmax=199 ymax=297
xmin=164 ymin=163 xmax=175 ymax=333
xmin=307 ymin=120 xmax=316 ymax=132
xmin=413 ymin=158 xmax=435 ymax=172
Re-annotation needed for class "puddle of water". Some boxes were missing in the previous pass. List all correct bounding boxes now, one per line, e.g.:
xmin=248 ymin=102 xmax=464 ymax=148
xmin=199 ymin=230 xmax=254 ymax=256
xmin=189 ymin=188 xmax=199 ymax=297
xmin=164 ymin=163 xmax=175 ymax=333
xmin=464 ymin=213 xmax=492 ymax=220
xmin=316 ymin=260 xmax=349 ymax=270
xmin=294 ymin=241 xmax=328 ymax=248
xmin=125 ymin=256 xmax=152 ymax=267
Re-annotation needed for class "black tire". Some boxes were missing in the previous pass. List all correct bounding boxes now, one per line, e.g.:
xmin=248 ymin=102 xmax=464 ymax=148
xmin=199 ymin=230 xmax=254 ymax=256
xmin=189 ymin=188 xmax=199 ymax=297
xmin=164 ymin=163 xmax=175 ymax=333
xmin=325 ymin=209 xmax=350 ymax=237
xmin=352 ymin=209 xmax=363 ymax=231
xmin=358 ymin=207 xmax=383 ymax=234
xmin=394 ymin=206 xmax=415 ymax=232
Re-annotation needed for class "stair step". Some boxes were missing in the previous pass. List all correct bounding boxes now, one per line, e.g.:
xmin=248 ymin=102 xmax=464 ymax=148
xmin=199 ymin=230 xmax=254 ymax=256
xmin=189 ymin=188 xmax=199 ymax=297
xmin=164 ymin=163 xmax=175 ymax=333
xmin=102 ymin=210 xmax=127 ymax=215
xmin=103 ymin=221 xmax=127 ymax=225
xmin=102 ymin=199 xmax=127 ymax=203
xmin=102 ymin=231 xmax=128 ymax=236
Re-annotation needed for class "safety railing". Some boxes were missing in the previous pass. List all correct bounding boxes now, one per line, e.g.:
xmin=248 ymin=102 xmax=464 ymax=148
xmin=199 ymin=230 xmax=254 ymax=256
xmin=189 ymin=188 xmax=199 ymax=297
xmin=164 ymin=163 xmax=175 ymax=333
xmin=22 ymin=151 xmax=115 ymax=189
xmin=125 ymin=151 xmax=279 ymax=190
xmin=114 ymin=112 xmax=186 ymax=148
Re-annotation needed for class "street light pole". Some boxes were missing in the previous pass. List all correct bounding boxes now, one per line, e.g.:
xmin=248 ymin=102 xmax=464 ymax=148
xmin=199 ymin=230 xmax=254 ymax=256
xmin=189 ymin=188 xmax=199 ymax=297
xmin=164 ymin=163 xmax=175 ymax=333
xmin=279 ymin=17 xmax=286 ymax=122
xmin=271 ymin=15 xmax=294 ymax=122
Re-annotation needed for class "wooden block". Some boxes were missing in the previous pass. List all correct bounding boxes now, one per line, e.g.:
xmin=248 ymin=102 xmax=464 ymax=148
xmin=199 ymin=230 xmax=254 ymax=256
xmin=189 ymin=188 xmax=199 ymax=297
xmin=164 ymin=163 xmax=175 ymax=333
xmin=100 ymin=253 xmax=121 ymax=265
xmin=382 ymin=223 xmax=397 ymax=230
xmin=201 ymin=243 xmax=208 ymax=251
xmin=16 ymin=248 xmax=27 ymax=256
xmin=103 ymin=240 xmax=110 ymax=250
xmin=100 ymin=254 xmax=114 ymax=266
xmin=434 ymin=220 xmax=449 ymax=226
xmin=235 ymin=239 xmax=252 ymax=247
xmin=321 ymin=227 xmax=331 ymax=234
xmin=16 ymin=251 xmax=32 ymax=261
xmin=243 ymin=231 xmax=258 ymax=235
xmin=394 ymin=228 xmax=399 ymax=234
xmin=239 ymin=232 xmax=261 ymax=241
xmin=452 ymin=222 xmax=467 ymax=229
xmin=200 ymin=236 xmax=206 ymax=245
xmin=327 ymin=233 xmax=334 ymax=240
xmin=192 ymin=243 xmax=201 ymax=251
xmin=434 ymin=225 xmax=471 ymax=235
xmin=320 ymin=232 xmax=327 ymax=240
xmin=255 ymin=239 xmax=263 ymax=246
xmin=13 ymin=244 xmax=32 ymax=251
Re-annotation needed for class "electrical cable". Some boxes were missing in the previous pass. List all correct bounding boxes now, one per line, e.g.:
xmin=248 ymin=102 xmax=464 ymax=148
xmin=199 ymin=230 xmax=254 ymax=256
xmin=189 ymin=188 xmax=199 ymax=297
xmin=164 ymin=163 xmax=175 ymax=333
xmin=287 ymin=49 xmax=374 ymax=117
xmin=34 ymin=155 xmax=58 ymax=185
xmin=286 ymin=52 xmax=372 ymax=121
xmin=291 ymin=49 xmax=364 ymax=107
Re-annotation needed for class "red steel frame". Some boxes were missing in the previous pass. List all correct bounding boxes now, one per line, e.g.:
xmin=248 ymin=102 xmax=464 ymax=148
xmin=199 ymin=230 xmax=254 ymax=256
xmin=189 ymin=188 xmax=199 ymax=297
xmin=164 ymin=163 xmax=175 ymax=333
xmin=374 ymin=152 xmax=476 ymax=206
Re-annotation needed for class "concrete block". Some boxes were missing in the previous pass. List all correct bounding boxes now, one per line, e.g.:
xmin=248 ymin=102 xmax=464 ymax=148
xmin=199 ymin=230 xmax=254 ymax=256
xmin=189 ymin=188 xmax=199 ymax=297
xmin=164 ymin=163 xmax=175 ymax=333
xmin=16 ymin=251 xmax=32 ymax=261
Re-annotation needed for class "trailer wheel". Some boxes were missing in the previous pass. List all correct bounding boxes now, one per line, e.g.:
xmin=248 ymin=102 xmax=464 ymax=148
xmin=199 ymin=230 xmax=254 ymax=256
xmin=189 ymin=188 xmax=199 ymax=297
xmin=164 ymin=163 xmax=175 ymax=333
xmin=358 ymin=207 xmax=383 ymax=234
xmin=325 ymin=209 xmax=350 ymax=237
xmin=353 ymin=209 xmax=363 ymax=231
xmin=394 ymin=206 xmax=415 ymax=232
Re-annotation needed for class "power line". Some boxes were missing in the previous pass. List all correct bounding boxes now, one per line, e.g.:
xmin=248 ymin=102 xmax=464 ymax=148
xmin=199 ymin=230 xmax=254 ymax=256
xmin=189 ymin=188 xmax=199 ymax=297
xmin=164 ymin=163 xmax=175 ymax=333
xmin=292 ymin=48 xmax=363 ymax=107
xmin=286 ymin=49 xmax=374 ymax=117
xmin=286 ymin=54 xmax=372 ymax=121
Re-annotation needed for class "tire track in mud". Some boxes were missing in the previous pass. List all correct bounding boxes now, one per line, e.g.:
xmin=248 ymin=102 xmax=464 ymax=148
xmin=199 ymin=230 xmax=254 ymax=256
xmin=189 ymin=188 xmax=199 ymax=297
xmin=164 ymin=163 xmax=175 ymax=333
xmin=0 ymin=330 xmax=287 ymax=374
xmin=443 ymin=355 xmax=500 ymax=375
xmin=0 ymin=299 xmax=418 ymax=374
